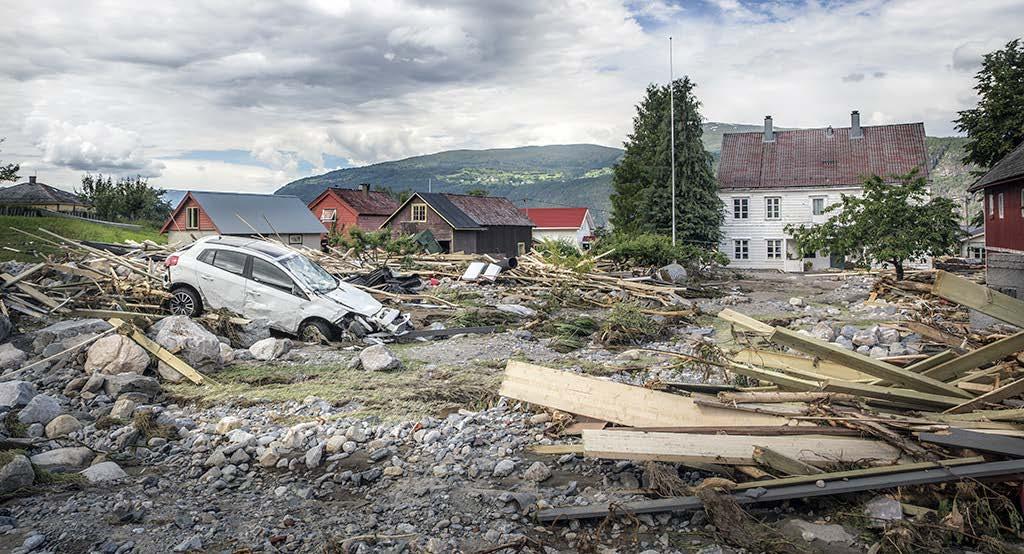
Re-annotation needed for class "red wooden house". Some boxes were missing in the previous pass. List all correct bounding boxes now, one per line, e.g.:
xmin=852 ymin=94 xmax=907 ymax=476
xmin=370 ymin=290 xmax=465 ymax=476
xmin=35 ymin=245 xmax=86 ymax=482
xmin=968 ymin=140 xmax=1024 ymax=299
xmin=307 ymin=184 xmax=399 ymax=234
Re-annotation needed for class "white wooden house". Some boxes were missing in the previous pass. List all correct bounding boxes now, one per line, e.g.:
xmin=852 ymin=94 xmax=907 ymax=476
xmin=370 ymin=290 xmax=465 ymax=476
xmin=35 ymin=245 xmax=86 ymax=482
xmin=716 ymin=111 xmax=930 ymax=272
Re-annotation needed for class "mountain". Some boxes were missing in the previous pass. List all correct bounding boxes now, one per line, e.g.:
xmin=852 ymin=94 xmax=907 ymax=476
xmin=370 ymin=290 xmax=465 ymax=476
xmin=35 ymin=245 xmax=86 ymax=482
xmin=274 ymin=125 xmax=974 ymax=227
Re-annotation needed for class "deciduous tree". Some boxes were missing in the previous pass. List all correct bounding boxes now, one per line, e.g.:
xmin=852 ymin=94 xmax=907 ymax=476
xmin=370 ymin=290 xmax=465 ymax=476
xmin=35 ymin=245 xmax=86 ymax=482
xmin=955 ymin=38 xmax=1024 ymax=170
xmin=0 ymin=138 xmax=18 ymax=183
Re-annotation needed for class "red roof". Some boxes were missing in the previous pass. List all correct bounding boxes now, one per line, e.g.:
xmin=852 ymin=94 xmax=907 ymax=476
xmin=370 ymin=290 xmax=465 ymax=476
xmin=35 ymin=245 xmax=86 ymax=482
xmin=718 ymin=123 xmax=928 ymax=190
xmin=519 ymin=207 xmax=589 ymax=229
xmin=329 ymin=187 xmax=399 ymax=216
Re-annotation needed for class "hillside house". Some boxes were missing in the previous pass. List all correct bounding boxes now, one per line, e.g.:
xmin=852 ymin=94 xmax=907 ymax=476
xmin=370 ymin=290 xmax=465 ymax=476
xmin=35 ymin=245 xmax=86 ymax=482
xmin=959 ymin=226 xmax=985 ymax=261
xmin=519 ymin=207 xmax=596 ymax=250
xmin=0 ymin=176 xmax=92 ymax=215
xmin=968 ymin=140 xmax=1024 ymax=299
xmin=160 ymin=191 xmax=326 ymax=248
xmin=307 ymin=184 xmax=399 ymax=234
xmin=380 ymin=192 xmax=533 ymax=257
xmin=716 ymin=111 xmax=929 ymax=272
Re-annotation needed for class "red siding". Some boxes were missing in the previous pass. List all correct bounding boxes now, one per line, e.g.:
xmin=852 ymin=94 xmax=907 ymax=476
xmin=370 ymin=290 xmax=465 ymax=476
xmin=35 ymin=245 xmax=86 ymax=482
xmin=984 ymin=178 xmax=1024 ymax=252
xmin=308 ymin=193 xmax=358 ymax=234
xmin=164 ymin=197 xmax=216 ymax=233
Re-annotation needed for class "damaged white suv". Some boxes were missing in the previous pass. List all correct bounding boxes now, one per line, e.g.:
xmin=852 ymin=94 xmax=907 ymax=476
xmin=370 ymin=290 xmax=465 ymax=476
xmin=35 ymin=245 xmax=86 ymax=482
xmin=163 ymin=236 xmax=410 ymax=340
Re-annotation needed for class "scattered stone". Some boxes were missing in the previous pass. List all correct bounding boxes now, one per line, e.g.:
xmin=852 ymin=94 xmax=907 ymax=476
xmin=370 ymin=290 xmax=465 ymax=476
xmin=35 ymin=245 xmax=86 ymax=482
xmin=809 ymin=322 xmax=835 ymax=342
xmin=45 ymin=414 xmax=83 ymax=438
xmin=877 ymin=327 xmax=901 ymax=345
xmin=0 ymin=454 xmax=35 ymax=494
xmin=103 ymin=374 xmax=161 ymax=399
xmin=305 ymin=444 xmax=324 ymax=469
xmin=495 ymin=304 xmax=537 ymax=318
xmin=30 ymin=447 xmax=95 ymax=471
xmin=864 ymin=495 xmax=903 ymax=527
xmin=80 ymin=461 xmax=128 ymax=484
xmin=789 ymin=297 xmax=804 ymax=307
xmin=84 ymin=334 xmax=149 ymax=374
xmin=109 ymin=397 xmax=137 ymax=420
xmin=492 ymin=459 xmax=516 ymax=478
xmin=359 ymin=344 xmax=402 ymax=372
xmin=852 ymin=328 xmax=878 ymax=347
xmin=656 ymin=263 xmax=688 ymax=284
xmin=833 ymin=336 xmax=855 ymax=350
xmin=0 ymin=380 xmax=37 ymax=409
xmin=249 ymin=337 xmax=291 ymax=361
xmin=151 ymin=316 xmax=222 ymax=370
xmin=529 ymin=413 xmax=551 ymax=425
xmin=235 ymin=319 xmax=272 ymax=348
xmin=17 ymin=394 xmax=63 ymax=425
xmin=868 ymin=346 xmax=889 ymax=359
xmin=216 ymin=416 xmax=244 ymax=434
xmin=0 ymin=343 xmax=27 ymax=370
xmin=523 ymin=461 xmax=552 ymax=482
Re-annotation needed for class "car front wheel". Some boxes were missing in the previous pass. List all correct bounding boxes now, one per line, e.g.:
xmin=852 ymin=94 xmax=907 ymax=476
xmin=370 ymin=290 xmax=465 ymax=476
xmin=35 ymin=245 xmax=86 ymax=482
xmin=299 ymin=319 xmax=336 ymax=344
xmin=169 ymin=287 xmax=202 ymax=317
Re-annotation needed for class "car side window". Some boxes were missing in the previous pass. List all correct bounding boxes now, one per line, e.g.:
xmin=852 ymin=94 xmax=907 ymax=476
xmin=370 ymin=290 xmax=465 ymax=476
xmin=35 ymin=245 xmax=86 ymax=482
xmin=197 ymin=249 xmax=215 ymax=264
xmin=210 ymin=250 xmax=247 ymax=275
xmin=251 ymin=257 xmax=295 ymax=293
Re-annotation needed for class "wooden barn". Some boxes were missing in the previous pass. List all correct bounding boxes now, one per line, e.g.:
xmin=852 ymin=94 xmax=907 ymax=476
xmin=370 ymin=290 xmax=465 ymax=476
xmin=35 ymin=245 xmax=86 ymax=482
xmin=307 ymin=184 xmax=399 ymax=234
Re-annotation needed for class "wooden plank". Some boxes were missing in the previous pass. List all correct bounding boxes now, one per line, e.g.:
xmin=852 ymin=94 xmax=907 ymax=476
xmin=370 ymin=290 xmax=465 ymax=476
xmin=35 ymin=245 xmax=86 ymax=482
xmin=603 ymin=425 xmax=862 ymax=437
xmin=0 ymin=262 xmax=46 ymax=289
xmin=109 ymin=318 xmax=204 ymax=385
xmin=921 ymin=332 xmax=1024 ymax=382
xmin=900 ymin=321 xmax=968 ymax=351
xmin=50 ymin=263 xmax=107 ymax=281
xmin=949 ymin=363 xmax=1016 ymax=385
xmin=723 ymin=362 xmax=820 ymax=391
xmin=919 ymin=428 xmax=1024 ymax=457
xmin=529 ymin=444 xmax=584 ymax=455
xmin=906 ymin=350 xmax=958 ymax=373
xmin=770 ymin=326 xmax=972 ymax=399
xmin=580 ymin=430 xmax=901 ymax=466
xmin=753 ymin=445 xmax=824 ymax=475
xmin=1 ymin=273 xmax=61 ymax=310
xmin=821 ymin=380 xmax=965 ymax=409
xmin=499 ymin=361 xmax=792 ymax=428
xmin=717 ymin=308 xmax=774 ymax=335
xmin=538 ymin=458 xmax=1020 ymax=521
xmin=930 ymin=408 xmax=1024 ymax=422
xmin=933 ymin=270 xmax=1024 ymax=327
xmin=731 ymin=348 xmax=873 ymax=381
xmin=944 ymin=378 xmax=1024 ymax=414
xmin=717 ymin=392 xmax=857 ymax=404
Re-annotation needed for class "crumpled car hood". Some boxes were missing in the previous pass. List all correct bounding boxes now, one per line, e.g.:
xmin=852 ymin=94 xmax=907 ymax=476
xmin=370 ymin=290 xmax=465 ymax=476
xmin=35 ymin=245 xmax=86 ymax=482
xmin=322 ymin=282 xmax=383 ymax=316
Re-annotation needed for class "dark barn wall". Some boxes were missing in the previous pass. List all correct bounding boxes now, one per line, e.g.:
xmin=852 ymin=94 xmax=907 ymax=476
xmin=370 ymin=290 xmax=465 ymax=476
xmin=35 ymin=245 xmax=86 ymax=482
xmin=475 ymin=225 xmax=532 ymax=257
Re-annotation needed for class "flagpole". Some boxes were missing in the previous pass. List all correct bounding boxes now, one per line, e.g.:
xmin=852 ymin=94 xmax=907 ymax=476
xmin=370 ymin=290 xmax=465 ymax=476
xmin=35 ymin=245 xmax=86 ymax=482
xmin=669 ymin=36 xmax=676 ymax=247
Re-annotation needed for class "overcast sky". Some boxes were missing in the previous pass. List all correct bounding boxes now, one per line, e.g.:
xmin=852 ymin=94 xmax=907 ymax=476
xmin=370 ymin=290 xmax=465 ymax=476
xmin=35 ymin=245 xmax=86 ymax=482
xmin=1 ymin=0 xmax=1021 ymax=194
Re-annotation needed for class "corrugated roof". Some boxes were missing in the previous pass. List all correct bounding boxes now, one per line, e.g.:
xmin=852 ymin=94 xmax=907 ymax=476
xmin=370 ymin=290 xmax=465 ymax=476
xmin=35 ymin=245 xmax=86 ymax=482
xmin=190 ymin=192 xmax=326 ymax=235
xmin=519 ymin=207 xmax=588 ymax=229
xmin=969 ymin=140 xmax=1024 ymax=192
xmin=718 ymin=123 xmax=929 ymax=190
xmin=446 ymin=194 xmax=534 ymax=227
xmin=0 ymin=180 xmax=89 ymax=206
xmin=330 ymin=187 xmax=399 ymax=215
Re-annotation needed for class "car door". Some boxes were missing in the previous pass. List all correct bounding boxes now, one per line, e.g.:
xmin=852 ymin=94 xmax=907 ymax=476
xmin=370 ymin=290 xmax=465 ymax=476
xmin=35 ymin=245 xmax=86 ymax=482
xmin=244 ymin=256 xmax=307 ymax=333
xmin=195 ymin=248 xmax=249 ymax=313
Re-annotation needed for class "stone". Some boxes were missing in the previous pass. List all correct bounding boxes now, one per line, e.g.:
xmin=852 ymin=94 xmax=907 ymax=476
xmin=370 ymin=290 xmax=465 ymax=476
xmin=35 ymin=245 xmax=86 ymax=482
xmin=809 ymin=322 xmax=835 ymax=342
xmin=325 ymin=436 xmax=347 ymax=453
xmin=0 ymin=380 xmax=37 ymax=409
xmin=781 ymin=519 xmax=857 ymax=547
xmin=888 ymin=343 xmax=908 ymax=357
xmin=17 ymin=394 xmax=62 ymax=425
xmin=789 ymin=297 xmax=804 ymax=307
xmin=30 ymin=447 xmax=95 ymax=471
xmin=249 ymin=337 xmax=291 ymax=361
xmin=0 ymin=343 xmax=27 ymax=371
xmin=878 ymin=327 xmax=901 ymax=345
xmin=172 ymin=535 xmax=203 ymax=552
xmin=833 ymin=336 xmax=855 ymax=350
xmin=219 ymin=343 xmax=235 ymax=364
xmin=33 ymin=319 xmax=111 ymax=351
xmin=0 ymin=454 xmax=35 ymax=494
xmin=495 ymin=304 xmax=537 ymax=318
xmin=523 ymin=461 xmax=552 ymax=482
xmin=84 ymin=335 xmax=149 ymax=375
xmin=868 ymin=346 xmax=889 ymax=359
xmin=359 ymin=344 xmax=402 ymax=372
xmin=852 ymin=328 xmax=878 ymax=347
xmin=155 ymin=361 xmax=185 ymax=383
xmin=0 ymin=314 xmax=11 ymax=343
xmin=80 ymin=461 xmax=128 ymax=483
xmin=103 ymin=374 xmax=161 ymax=399
xmin=45 ymin=414 xmax=83 ymax=438
xmin=492 ymin=459 xmax=516 ymax=478
xmin=656 ymin=263 xmax=688 ymax=284
xmin=109 ymin=397 xmax=137 ymax=420
xmin=82 ymin=372 xmax=106 ymax=393
xmin=864 ymin=495 xmax=903 ymax=527
xmin=305 ymin=444 xmax=324 ymax=469
xmin=22 ymin=533 xmax=46 ymax=552
xmin=216 ymin=416 xmax=244 ymax=434
xmin=235 ymin=318 xmax=272 ymax=348
xmin=840 ymin=325 xmax=858 ymax=339
xmin=383 ymin=466 xmax=403 ymax=477
xmin=150 ymin=315 xmax=222 ymax=370
xmin=258 ymin=450 xmax=280 ymax=468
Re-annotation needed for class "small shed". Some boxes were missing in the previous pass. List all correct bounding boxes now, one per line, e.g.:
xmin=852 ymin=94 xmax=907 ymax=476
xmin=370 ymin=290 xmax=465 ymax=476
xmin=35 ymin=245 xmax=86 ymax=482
xmin=307 ymin=184 xmax=399 ymax=234
xmin=380 ymin=192 xmax=534 ymax=257
xmin=160 ymin=191 xmax=326 ymax=248
xmin=0 ymin=176 xmax=92 ymax=215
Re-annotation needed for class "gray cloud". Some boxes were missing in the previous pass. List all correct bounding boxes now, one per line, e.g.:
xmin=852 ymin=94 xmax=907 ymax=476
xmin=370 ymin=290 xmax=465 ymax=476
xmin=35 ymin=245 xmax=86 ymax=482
xmin=23 ymin=115 xmax=165 ymax=177
xmin=842 ymin=72 xmax=865 ymax=82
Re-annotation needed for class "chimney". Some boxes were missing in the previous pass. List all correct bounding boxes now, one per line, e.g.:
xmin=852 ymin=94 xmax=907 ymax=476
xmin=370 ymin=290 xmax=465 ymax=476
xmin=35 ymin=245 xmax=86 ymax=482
xmin=28 ymin=176 xmax=36 ymax=184
xmin=359 ymin=183 xmax=370 ymax=196
xmin=850 ymin=110 xmax=863 ymax=139
xmin=763 ymin=115 xmax=774 ymax=143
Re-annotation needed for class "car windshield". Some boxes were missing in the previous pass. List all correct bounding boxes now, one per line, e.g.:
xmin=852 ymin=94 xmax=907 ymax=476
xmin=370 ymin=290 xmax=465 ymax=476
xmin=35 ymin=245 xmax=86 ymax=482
xmin=278 ymin=254 xmax=337 ymax=293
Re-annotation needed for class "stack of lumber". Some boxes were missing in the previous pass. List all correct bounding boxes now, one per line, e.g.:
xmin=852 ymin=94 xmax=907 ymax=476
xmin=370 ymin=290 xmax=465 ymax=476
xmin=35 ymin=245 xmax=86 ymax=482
xmin=499 ymin=271 xmax=1024 ymax=522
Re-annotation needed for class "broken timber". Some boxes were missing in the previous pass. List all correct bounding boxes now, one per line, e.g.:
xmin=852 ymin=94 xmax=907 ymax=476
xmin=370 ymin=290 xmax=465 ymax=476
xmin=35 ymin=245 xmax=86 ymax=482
xmin=919 ymin=428 xmax=1024 ymax=458
xmin=820 ymin=380 xmax=966 ymax=410
xmin=932 ymin=270 xmax=1024 ymax=327
xmin=920 ymin=332 xmax=1024 ymax=382
xmin=109 ymin=318 xmax=204 ymax=385
xmin=731 ymin=348 xmax=872 ymax=381
xmin=945 ymin=378 xmax=1024 ymax=414
xmin=752 ymin=445 xmax=824 ymax=475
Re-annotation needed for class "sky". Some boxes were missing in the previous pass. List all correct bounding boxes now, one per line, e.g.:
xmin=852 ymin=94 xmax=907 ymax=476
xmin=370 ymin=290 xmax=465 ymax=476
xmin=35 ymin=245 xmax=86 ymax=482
xmin=1 ymin=0 xmax=1021 ymax=194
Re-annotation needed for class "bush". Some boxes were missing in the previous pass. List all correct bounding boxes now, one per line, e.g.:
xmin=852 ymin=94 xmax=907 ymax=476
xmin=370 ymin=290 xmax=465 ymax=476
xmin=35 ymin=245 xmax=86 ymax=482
xmin=594 ymin=233 xmax=727 ymax=270
xmin=331 ymin=228 xmax=420 ymax=265
xmin=598 ymin=301 xmax=664 ymax=345
xmin=533 ymin=238 xmax=590 ymax=270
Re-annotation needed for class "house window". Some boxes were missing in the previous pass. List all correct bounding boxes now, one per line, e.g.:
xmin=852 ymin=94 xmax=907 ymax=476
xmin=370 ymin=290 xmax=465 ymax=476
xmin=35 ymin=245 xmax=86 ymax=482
xmin=733 ymin=239 xmax=749 ymax=260
xmin=765 ymin=197 xmax=781 ymax=220
xmin=811 ymin=197 xmax=826 ymax=216
xmin=766 ymin=239 xmax=782 ymax=259
xmin=411 ymin=204 xmax=427 ymax=222
xmin=1021 ymin=188 xmax=1024 ymax=217
xmin=288 ymin=234 xmax=303 ymax=245
xmin=320 ymin=208 xmax=336 ymax=222
xmin=988 ymin=194 xmax=994 ymax=217
xmin=998 ymin=193 xmax=1004 ymax=219
xmin=733 ymin=198 xmax=748 ymax=219
xmin=186 ymin=207 xmax=199 ymax=230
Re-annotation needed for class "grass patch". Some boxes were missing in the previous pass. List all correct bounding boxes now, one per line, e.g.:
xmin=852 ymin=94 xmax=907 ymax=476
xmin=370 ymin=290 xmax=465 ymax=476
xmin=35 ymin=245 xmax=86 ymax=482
xmin=132 ymin=411 xmax=178 ymax=440
xmin=0 ymin=215 xmax=166 ymax=262
xmin=3 ymin=411 xmax=28 ymax=438
xmin=598 ymin=301 xmax=665 ymax=345
xmin=541 ymin=316 xmax=599 ymax=352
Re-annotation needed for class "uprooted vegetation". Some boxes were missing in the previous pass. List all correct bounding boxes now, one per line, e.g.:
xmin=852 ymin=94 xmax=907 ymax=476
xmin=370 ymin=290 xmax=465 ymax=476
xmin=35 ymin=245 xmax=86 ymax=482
xmin=597 ymin=301 xmax=666 ymax=345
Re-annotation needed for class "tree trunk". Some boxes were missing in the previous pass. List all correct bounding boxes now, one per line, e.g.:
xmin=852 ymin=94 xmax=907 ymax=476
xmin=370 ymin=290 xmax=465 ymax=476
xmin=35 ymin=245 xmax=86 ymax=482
xmin=894 ymin=259 xmax=905 ymax=281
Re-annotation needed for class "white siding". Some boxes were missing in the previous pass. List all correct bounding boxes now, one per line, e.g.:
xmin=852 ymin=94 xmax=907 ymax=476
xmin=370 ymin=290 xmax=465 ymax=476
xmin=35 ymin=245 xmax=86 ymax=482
xmin=532 ymin=210 xmax=596 ymax=250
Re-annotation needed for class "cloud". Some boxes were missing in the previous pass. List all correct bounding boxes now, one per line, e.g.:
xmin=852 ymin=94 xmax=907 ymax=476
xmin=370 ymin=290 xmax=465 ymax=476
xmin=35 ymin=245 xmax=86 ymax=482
xmin=952 ymin=38 xmax=1009 ymax=72
xmin=23 ymin=115 xmax=165 ymax=177
xmin=842 ymin=72 xmax=865 ymax=82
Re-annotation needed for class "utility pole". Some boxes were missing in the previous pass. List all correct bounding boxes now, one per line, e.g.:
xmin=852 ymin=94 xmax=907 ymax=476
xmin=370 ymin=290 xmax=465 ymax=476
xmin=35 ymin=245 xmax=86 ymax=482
xmin=428 ymin=178 xmax=432 ymax=193
xmin=669 ymin=36 xmax=676 ymax=246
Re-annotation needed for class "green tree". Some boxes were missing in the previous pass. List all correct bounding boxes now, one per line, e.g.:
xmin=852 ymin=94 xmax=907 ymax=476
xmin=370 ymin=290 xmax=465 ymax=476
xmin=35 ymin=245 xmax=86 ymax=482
xmin=0 ymin=138 xmax=18 ymax=183
xmin=955 ymin=38 xmax=1024 ymax=170
xmin=78 ymin=174 xmax=171 ymax=223
xmin=610 ymin=77 xmax=722 ymax=245
xmin=786 ymin=171 xmax=962 ymax=280
xmin=466 ymin=188 xmax=487 ymax=197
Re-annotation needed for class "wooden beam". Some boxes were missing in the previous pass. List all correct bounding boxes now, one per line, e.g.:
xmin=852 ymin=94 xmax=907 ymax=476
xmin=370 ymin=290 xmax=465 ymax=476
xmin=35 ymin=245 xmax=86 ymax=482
xmin=949 ymin=363 xmax=1015 ymax=385
xmin=602 ymin=425 xmax=862 ymax=436
xmin=731 ymin=348 xmax=873 ymax=381
xmin=753 ymin=445 xmax=824 ymax=475
xmin=919 ymin=428 xmax=1024 ymax=457
xmin=906 ymin=350 xmax=958 ymax=373
xmin=730 ymin=456 xmax=984 ymax=490
xmin=0 ymin=262 xmax=46 ymax=289
xmin=1 ymin=272 xmax=61 ymax=310
xmin=529 ymin=444 xmax=584 ymax=455
xmin=930 ymin=408 xmax=1024 ymax=422
xmin=717 ymin=308 xmax=774 ymax=335
xmin=499 ymin=361 xmax=792 ymax=428
xmin=933 ymin=270 xmax=1024 ymax=327
xmin=921 ymin=332 xmax=1024 ymax=382
xmin=821 ymin=380 xmax=965 ymax=409
xmin=717 ymin=391 xmax=856 ymax=404
xmin=944 ymin=378 xmax=1024 ymax=414
xmin=109 ymin=318 xmax=204 ymax=385
xmin=899 ymin=321 xmax=968 ymax=351
xmin=723 ymin=361 xmax=821 ymax=391
xmin=580 ymin=430 xmax=900 ymax=466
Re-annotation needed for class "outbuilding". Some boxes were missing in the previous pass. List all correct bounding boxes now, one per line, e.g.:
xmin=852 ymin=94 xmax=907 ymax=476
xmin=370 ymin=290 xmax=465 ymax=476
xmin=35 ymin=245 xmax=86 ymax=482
xmin=160 ymin=191 xmax=326 ymax=248
xmin=519 ymin=207 xmax=596 ymax=250
xmin=307 ymin=184 xmax=400 ymax=234
xmin=968 ymin=140 xmax=1024 ymax=299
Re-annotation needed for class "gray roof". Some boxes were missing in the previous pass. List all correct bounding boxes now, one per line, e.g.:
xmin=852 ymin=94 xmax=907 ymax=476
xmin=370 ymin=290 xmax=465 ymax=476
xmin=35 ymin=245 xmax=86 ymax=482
xmin=969 ymin=140 xmax=1024 ymax=192
xmin=188 ymin=192 xmax=325 ymax=235
xmin=383 ymin=192 xmax=533 ymax=230
xmin=0 ymin=180 xmax=89 ymax=206
xmin=416 ymin=193 xmax=485 ymax=229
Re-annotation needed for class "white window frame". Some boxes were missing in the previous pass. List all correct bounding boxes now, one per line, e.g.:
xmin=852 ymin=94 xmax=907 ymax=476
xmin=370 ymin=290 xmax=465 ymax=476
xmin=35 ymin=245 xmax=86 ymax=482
xmin=288 ymin=234 xmax=303 ymax=245
xmin=411 ymin=203 xmax=427 ymax=222
xmin=765 ymin=197 xmax=781 ymax=220
xmin=989 ymin=194 xmax=994 ymax=217
xmin=766 ymin=239 xmax=782 ymax=260
xmin=1020 ymin=188 xmax=1024 ymax=217
xmin=811 ymin=196 xmax=827 ymax=216
xmin=733 ymin=239 xmax=749 ymax=260
xmin=998 ymin=192 xmax=1004 ymax=219
xmin=732 ymin=197 xmax=749 ymax=219
xmin=320 ymin=208 xmax=337 ymax=222
xmin=185 ymin=207 xmax=199 ymax=230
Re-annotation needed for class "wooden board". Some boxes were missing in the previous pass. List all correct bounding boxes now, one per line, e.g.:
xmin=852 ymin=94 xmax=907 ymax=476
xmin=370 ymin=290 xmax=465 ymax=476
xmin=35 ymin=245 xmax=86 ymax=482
xmin=723 ymin=362 xmax=820 ymax=391
xmin=499 ymin=361 xmax=792 ymax=428
xmin=821 ymin=380 xmax=965 ymax=409
xmin=921 ymin=332 xmax=1024 ymax=382
xmin=899 ymin=321 xmax=968 ymax=351
xmin=944 ymin=378 xmax=1024 ymax=414
xmin=581 ymin=430 xmax=901 ymax=466
xmin=731 ymin=348 xmax=873 ymax=381
xmin=919 ymin=429 xmax=1024 ymax=457
xmin=933 ymin=270 xmax=1024 ymax=327
xmin=109 ymin=318 xmax=204 ymax=385
xmin=905 ymin=350 xmax=958 ymax=373
xmin=718 ymin=308 xmax=775 ymax=335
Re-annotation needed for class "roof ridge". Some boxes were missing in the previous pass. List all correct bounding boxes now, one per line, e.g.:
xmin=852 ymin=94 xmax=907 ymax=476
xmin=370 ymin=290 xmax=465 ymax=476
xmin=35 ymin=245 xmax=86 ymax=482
xmin=722 ymin=121 xmax=924 ymax=137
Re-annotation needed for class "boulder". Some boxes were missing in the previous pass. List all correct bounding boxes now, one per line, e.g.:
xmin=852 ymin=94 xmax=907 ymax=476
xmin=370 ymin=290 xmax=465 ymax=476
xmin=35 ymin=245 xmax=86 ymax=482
xmin=85 ymin=335 xmax=149 ymax=375
xmin=249 ymin=337 xmax=291 ymax=361
xmin=80 ymin=461 xmax=128 ymax=484
xmin=219 ymin=343 xmax=235 ymax=364
xmin=109 ymin=397 xmax=137 ymax=420
xmin=0 ymin=380 xmax=36 ymax=409
xmin=82 ymin=371 xmax=106 ymax=393
xmin=32 ymin=319 xmax=111 ymax=352
xmin=868 ymin=346 xmax=889 ymax=359
xmin=30 ymin=447 xmax=95 ymax=471
xmin=215 ymin=416 xmax=244 ymax=435
xmin=852 ymin=328 xmax=878 ymax=347
xmin=150 ymin=316 xmax=222 ymax=370
xmin=656 ymin=263 xmax=688 ymax=284
xmin=235 ymin=319 xmax=272 ymax=348
xmin=103 ymin=373 xmax=161 ymax=399
xmin=809 ymin=322 xmax=835 ymax=342
xmin=0 ymin=343 xmax=27 ymax=371
xmin=45 ymin=414 xmax=83 ymax=438
xmin=0 ymin=454 xmax=35 ymax=494
xmin=523 ymin=461 xmax=552 ymax=482
xmin=359 ymin=344 xmax=402 ymax=372
xmin=878 ymin=327 xmax=901 ymax=345
xmin=833 ymin=336 xmax=855 ymax=350
xmin=780 ymin=519 xmax=860 ymax=554
xmin=156 ymin=361 xmax=185 ymax=383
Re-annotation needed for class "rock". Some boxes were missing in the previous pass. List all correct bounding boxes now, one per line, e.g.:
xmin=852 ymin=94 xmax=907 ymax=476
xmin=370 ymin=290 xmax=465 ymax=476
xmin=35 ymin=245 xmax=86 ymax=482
xmin=32 ymin=319 xmax=111 ymax=351
xmin=833 ymin=336 xmax=855 ymax=350
xmin=529 ymin=413 xmax=551 ymax=425
xmin=0 ymin=343 xmax=27 ymax=371
xmin=325 ymin=436 xmax=347 ymax=453
xmin=656 ymin=263 xmax=688 ymax=284
xmin=789 ymin=297 xmax=804 ymax=307
xmin=492 ymin=459 xmax=516 ymax=478
xmin=864 ymin=495 xmax=903 ymax=527
xmin=0 ymin=380 xmax=37 ymax=409
xmin=17 ymin=394 xmax=62 ymax=425
xmin=215 ymin=416 xmax=244 ymax=434
xmin=45 ymin=414 xmax=83 ymax=438
xmin=249 ymin=337 xmax=291 ymax=361
xmin=888 ymin=343 xmax=908 ymax=357
xmin=305 ymin=444 xmax=324 ymax=469
xmin=781 ymin=519 xmax=858 ymax=551
xmin=30 ymin=447 xmax=95 ymax=471
xmin=0 ymin=314 xmax=11 ymax=343
xmin=103 ymin=374 xmax=161 ymax=399
xmin=359 ymin=344 xmax=402 ymax=372
xmin=852 ymin=328 xmax=878 ymax=347
xmin=80 ymin=461 xmax=128 ymax=483
xmin=235 ymin=318 xmax=272 ymax=348
xmin=151 ymin=315 xmax=222 ymax=370
xmin=172 ymin=535 xmax=203 ymax=552
xmin=219 ymin=343 xmax=235 ymax=364
xmin=0 ymin=454 xmax=35 ymax=494
xmin=84 ymin=335 xmax=149 ymax=375
xmin=155 ymin=361 xmax=185 ymax=383
xmin=82 ymin=372 xmax=106 ymax=393
xmin=22 ymin=533 xmax=46 ymax=552
xmin=877 ymin=327 xmax=901 ymax=345
xmin=809 ymin=322 xmax=835 ymax=342
xmin=523 ymin=461 xmax=552 ymax=482
xmin=109 ymin=397 xmax=137 ymax=420
xmin=495 ymin=304 xmax=537 ymax=318
xmin=839 ymin=325 xmax=858 ymax=339
xmin=868 ymin=346 xmax=889 ymax=359
xmin=258 ymin=450 xmax=280 ymax=468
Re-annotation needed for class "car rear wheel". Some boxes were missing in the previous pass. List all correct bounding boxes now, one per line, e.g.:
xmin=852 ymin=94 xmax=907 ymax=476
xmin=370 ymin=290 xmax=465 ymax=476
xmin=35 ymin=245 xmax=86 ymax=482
xmin=169 ymin=287 xmax=202 ymax=317
xmin=299 ymin=319 xmax=335 ymax=344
